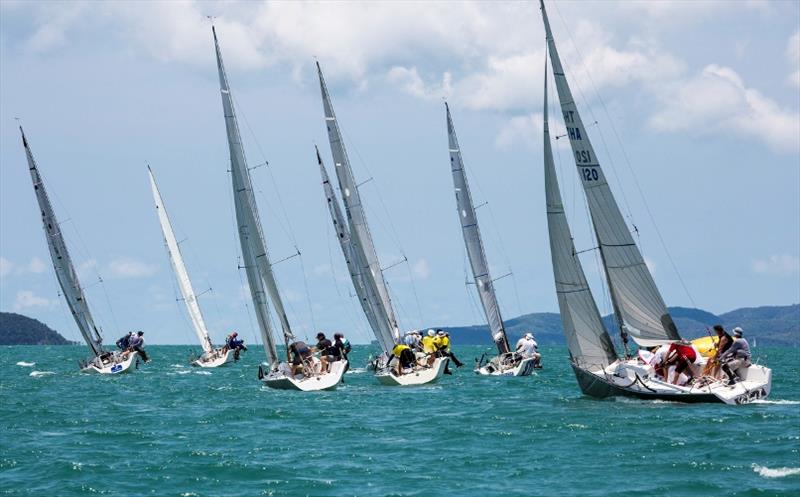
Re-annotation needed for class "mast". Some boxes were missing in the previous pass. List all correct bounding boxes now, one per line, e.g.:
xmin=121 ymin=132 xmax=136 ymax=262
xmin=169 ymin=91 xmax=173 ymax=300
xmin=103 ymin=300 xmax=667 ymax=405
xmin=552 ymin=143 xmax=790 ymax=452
xmin=542 ymin=59 xmax=618 ymax=368
xmin=147 ymin=166 xmax=214 ymax=353
xmin=540 ymin=0 xmax=680 ymax=347
xmin=316 ymin=146 xmax=385 ymax=339
xmin=21 ymin=127 xmax=103 ymax=357
xmin=446 ymin=103 xmax=509 ymax=355
xmin=316 ymin=61 xmax=400 ymax=353
xmin=213 ymin=26 xmax=289 ymax=365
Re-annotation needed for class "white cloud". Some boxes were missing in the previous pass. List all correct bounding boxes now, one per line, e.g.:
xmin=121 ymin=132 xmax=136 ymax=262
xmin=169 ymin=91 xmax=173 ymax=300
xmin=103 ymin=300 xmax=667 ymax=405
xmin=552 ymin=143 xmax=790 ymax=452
xmin=496 ymin=113 xmax=542 ymax=150
xmin=788 ymin=31 xmax=800 ymax=88
xmin=0 ymin=257 xmax=13 ymax=278
xmin=27 ymin=257 xmax=47 ymax=274
xmin=76 ymin=259 xmax=98 ymax=280
xmin=649 ymin=64 xmax=800 ymax=154
xmin=106 ymin=258 xmax=156 ymax=278
xmin=13 ymin=290 xmax=53 ymax=311
xmin=412 ymin=258 xmax=430 ymax=280
xmin=752 ymin=254 xmax=800 ymax=275
xmin=386 ymin=66 xmax=451 ymax=101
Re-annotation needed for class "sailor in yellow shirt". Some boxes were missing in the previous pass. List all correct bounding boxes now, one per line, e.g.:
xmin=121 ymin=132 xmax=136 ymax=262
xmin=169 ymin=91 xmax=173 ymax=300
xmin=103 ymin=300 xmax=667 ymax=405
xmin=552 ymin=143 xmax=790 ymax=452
xmin=435 ymin=330 xmax=464 ymax=369
xmin=391 ymin=343 xmax=416 ymax=375
xmin=421 ymin=329 xmax=438 ymax=367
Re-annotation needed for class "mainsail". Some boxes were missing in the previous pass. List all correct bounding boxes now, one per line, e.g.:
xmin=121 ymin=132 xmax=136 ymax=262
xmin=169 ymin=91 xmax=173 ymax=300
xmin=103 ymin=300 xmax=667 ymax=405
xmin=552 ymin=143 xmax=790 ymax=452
xmin=316 ymin=62 xmax=399 ymax=353
xmin=147 ymin=167 xmax=213 ymax=354
xmin=446 ymin=104 xmax=509 ymax=354
xmin=540 ymin=0 xmax=680 ymax=346
xmin=21 ymin=127 xmax=103 ymax=357
xmin=213 ymin=26 xmax=292 ymax=365
xmin=542 ymin=63 xmax=618 ymax=368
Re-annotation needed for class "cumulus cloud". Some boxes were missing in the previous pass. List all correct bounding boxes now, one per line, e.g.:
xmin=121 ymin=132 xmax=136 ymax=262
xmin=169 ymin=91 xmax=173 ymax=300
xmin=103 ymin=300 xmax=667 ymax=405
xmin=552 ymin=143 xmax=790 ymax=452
xmin=26 ymin=257 xmax=47 ymax=274
xmin=13 ymin=290 xmax=53 ymax=311
xmin=752 ymin=254 xmax=800 ymax=275
xmin=106 ymin=258 xmax=156 ymax=279
xmin=649 ymin=64 xmax=800 ymax=154
xmin=0 ymin=257 xmax=12 ymax=278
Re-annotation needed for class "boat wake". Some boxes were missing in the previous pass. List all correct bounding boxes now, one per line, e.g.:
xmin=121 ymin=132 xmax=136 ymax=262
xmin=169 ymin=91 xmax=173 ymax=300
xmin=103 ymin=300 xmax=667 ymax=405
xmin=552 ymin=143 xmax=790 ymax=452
xmin=750 ymin=399 xmax=799 ymax=405
xmin=16 ymin=361 xmax=35 ymax=367
xmin=29 ymin=371 xmax=55 ymax=378
xmin=752 ymin=464 xmax=800 ymax=478
xmin=348 ymin=368 xmax=367 ymax=375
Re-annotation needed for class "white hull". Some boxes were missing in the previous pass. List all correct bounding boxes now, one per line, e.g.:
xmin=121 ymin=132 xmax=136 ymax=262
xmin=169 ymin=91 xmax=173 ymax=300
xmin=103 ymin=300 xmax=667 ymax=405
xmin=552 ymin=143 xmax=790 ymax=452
xmin=476 ymin=355 xmax=538 ymax=377
xmin=193 ymin=349 xmax=236 ymax=368
xmin=261 ymin=360 xmax=347 ymax=391
xmin=82 ymin=351 xmax=139 ymax=375
xmin=375 ymin=357 xmax=448 ymax=386
xmin=577 ymin=359 xmax=772 ymax=405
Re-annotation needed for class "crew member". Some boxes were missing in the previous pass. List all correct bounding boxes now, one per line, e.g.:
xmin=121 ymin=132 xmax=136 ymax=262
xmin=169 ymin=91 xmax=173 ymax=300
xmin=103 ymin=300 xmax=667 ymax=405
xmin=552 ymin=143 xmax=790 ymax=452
xmin=719 ymin=327 xmax=751 ymax=385
xmin=313 ymin=333 xmax=335 ymax=373
xmin=289 ymin=340 xmax=312 ymax=376
xmin=128 ymin=331 xmax=150 ymax=363
xmin=664 ymin=341 xmax=699 ymax=385
xmin=116 ymin=332 xmax=132 ymax=351
xmin=390 ymin=342 xmax=416 ymax=375
xmin=515 ymin=332 xmax=542 ymax=368
xmin=226 ymin=332 xmax=247 ymax=361
xmin=421 ymin=329 xmax=438 ymax=367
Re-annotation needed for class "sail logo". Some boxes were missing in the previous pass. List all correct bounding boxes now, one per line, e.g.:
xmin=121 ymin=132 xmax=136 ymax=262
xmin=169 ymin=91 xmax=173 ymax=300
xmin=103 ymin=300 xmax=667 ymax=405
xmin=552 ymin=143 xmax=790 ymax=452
xmin=111 ymin=364 xmax=122 ymax=373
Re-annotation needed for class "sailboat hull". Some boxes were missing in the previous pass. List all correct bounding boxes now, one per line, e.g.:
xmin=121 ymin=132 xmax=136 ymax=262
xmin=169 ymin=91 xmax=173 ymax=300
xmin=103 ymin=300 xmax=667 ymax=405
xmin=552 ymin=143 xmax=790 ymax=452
xmin=475 ymin=355 xmax=538 ymax=376
xmin=82 ymin=351 xmax=139 ymax=375
xmin=375 ymin=357 xmax=448 ymax=386
xmin=193 ymin=349 xmax=236 ymax=368
xmin=260 ymin=360 xmax=347 ymax=391
xmin=571 ymin=360 xmax=772 ymax=405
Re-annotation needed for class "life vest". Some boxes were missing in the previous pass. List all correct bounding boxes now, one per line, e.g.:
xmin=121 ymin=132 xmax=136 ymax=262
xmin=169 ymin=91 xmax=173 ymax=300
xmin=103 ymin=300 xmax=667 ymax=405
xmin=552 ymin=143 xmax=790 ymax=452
xmin=421 ymin=336 xmax=437 ymax=353
xmin=392 ymin=343 xmax=410 ymax=357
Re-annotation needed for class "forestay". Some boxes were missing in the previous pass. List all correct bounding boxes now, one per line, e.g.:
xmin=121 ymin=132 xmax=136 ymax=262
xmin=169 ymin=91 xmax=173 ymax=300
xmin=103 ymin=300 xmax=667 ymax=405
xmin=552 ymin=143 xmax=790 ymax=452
xmin=542 ymin=65 xmax=618 ymax=369
xmin=316 ymin=62 xmax=399 ymax=353
xmin=541 ymin=0 xmax=680 ymax=347
xmin=21 ymin=127 xmax=103 ymax=357
xmin=213 ymin=26 xmax=290 ymax=365
xmin=148 ymin=167 xmax=213 ymax=353
xmin=446 ymin=104 xmax=509 ymax=354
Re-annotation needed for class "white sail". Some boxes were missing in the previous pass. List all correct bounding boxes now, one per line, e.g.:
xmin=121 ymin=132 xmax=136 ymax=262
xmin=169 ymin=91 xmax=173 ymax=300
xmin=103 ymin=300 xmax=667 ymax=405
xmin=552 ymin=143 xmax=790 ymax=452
xmin=147 ymin=167 xmax=213 ymax=353
xmin=316 ymin=62 xmax=399 ymax=353
xmin=213 ymin=26 xmax=289 ymax=365
xmin=21 ymin=127 xmax=103 ymax=357
xmin=316 ymin=146 xmax=385 ymax=338
xmin=540 ymin=0 xmax=680 ymax=347
xmin=446 ymin=104 xmax=509 ymax=354
xmin=542 ymin=63 xmax=618 ymax=368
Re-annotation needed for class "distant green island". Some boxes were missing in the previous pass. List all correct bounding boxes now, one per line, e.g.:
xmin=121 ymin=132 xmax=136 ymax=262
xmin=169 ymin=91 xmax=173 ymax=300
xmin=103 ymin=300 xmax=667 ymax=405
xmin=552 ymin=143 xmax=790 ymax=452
xmin=435 ymin=304 xmax=799 ymax=347
xmin=0 ymin=312 xmax=73 ymax=345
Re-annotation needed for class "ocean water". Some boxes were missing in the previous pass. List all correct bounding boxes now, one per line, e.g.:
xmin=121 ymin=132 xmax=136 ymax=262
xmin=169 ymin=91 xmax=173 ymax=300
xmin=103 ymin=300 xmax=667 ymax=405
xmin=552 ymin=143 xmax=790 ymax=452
xmin=1 ymin=344 xmax=798 ymax=497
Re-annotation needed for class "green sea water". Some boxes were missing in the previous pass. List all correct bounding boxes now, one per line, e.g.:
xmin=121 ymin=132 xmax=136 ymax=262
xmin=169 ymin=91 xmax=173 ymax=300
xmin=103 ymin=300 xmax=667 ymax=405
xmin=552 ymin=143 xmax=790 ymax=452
xmin=1 ymin=344 xmax=798 ymax=497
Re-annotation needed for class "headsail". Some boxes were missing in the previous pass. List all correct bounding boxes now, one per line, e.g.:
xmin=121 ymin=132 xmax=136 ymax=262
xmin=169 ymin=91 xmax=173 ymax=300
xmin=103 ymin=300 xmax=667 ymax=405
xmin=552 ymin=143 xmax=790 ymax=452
xmin=540 ymin=1 xmax=680 ymax=346
xmin=542 ymin=62 xmax=617 ymax=368
xmin=446 ymin=104 xmax=509 ymax=354
xmin=148 ymin=167 xmax=213 ymax=353
xmin=316 ymin=146 xmax=384 ymax=340
xmin=21 ymin=127 xmax=103 ymax=357
xmin=316 ymin=62 xmax=399 ymax=353
xmin=213 ymin=26 xmax=291 ymax=365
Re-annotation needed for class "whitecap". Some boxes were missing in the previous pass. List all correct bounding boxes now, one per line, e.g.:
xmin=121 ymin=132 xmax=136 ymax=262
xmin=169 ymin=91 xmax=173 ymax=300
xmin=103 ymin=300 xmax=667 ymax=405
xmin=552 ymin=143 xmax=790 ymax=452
xmin=752 ymin=464 xmax=800 ymax=478
xmin=29 ymin=371 xmax=55 ymax=377
xmin=16 ymin=361 xmax=35 ymax=367
xmin=171 ymin=364 xmax=186 ymax=368
xmin=348 ymin=368 xmax=366 ymax=374
xmin=194 ymin=371 xmax=212 ymax=375
xmin=750 ymin=399 xmax=800 ymax=405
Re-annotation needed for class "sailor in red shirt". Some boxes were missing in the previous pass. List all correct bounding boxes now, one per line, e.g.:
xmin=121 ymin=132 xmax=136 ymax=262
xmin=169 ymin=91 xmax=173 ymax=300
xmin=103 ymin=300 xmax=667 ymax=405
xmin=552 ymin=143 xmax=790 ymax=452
xmin=665 ymin=341 xmax=699 ymax=385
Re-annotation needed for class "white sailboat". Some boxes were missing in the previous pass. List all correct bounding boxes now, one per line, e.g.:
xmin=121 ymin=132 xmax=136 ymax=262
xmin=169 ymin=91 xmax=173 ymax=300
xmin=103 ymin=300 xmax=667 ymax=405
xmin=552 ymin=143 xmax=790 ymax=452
xmin=21 ymin=127 xmax=139 ymax=374
xmin=211 ymin=28 xmax=346 ymax=391
xmin=147 ymin=166 xmax=236 ymax=368
xmin=315 ymin=62 xmax=448 ymax=386
xmin=445 ymin=104 xmax=539 ymax=377
xmin=540 ymin=0 xmax=771 ymax=404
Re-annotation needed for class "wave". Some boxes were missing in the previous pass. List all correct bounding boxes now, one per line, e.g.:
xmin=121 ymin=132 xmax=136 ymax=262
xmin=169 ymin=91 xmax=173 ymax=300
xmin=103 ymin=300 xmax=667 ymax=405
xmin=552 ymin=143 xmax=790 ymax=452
xmin=348 ymin=368 xmax=367 ymax=375
xmin=29 ymin=371 xmax=55 ymax=378
xmin=194 ymin=371 xmax=212 ymax=375
xmin=752 ymin=464 xmax=800 ymax=478
xmin=750 ymin=399 xmax=800 ymax=405
xmin=16 ymin=361 xmax=35 ymax=367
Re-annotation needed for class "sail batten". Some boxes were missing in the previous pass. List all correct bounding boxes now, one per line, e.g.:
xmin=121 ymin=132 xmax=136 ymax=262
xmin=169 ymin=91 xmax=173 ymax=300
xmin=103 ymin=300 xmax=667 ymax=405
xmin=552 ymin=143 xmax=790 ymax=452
xmin=21 ymin=127 xmax=103 ymax=357
xmin=213 ymin=27 xmax=288 ymax=365
xmin=540 ymin=0 xmax=680 ymax=346
xmin=445 ymin=104 xmax=508 ymax=354
xmin=148 ymin=168 xmax=213 ymax=353
xmin=316 ymin=62 xmax=399 ymax=353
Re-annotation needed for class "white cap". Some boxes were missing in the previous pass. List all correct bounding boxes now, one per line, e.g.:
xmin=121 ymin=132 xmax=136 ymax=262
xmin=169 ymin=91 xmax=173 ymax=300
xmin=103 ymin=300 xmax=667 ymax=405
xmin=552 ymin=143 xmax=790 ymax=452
xmin=427 ymin=329 xmax=435 ymax=337
xmin=525 ymin=333 xmax=534 ymax=339
xmin=493 ymin=332 xmax=504 ymax=342
xmin=732 ymin=326 xmax=743 ymax=336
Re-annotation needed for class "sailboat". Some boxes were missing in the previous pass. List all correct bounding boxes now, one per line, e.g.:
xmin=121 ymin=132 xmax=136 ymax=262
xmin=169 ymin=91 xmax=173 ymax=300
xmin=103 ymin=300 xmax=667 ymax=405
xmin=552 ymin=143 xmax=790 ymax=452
xmin=147 ymin=166 xmax=237 ymax=368
xmin=315 ymin=62 xmax=448 ymax=386
xmin=21 ymin=127 xmax=139 ymax=374
xmin=445 ymin=104 xmax=539 ymax=377
xmin=211 ymin=28 xmax=346 ymax=390
xmin=540 ymin=0 xmax=771 ymax=404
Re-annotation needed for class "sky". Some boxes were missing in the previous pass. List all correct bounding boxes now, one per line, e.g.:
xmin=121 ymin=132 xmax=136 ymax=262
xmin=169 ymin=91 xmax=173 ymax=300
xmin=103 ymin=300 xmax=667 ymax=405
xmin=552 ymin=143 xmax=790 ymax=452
xmin=0 ymin=0 xmax=798 ymax=347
